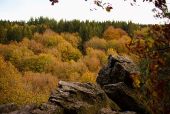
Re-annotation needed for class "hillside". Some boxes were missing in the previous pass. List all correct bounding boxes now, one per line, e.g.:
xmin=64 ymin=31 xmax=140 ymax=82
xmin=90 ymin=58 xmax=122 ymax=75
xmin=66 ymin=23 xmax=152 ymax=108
xmin=0 ymin=19 xmax=169 ymax=114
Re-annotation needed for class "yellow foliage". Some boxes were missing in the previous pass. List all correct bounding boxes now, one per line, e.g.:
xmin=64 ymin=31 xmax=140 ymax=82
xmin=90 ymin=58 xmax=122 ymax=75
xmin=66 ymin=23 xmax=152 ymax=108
xmin=19 ymin=54 xmax=56 ymax=72
xmin=106 ymin=40 xmax=128 ymax=53
xmin=80 ymin=71 xmax=96 ymax=83
xmin=33 ymin=29 xmax=65 ymax=48
xmin=120 ymin=35 xmax=132 ymax=45
xmin=106 ymin=48 xmax=118 ymax=56
xmin=61 ymin=32 xmax=81 ymax=48
xmin=21 ymin=38 xmax=44 ymax=54
xmin=147 ymin=38 xmax=154 ymax=48
xmin=85 ymin=47 xmax=107 ymax=66
xmin=0 ymin=44 xmax=34 ymax=67
xmin=57 ymin=42 xmax=82 ymax=61
xmin=85 ymin=37 xmax=107 ymax=50
xmin=43 ymin=48 xmax=61 ymax=61
xmin=0 ymin=56 xmax=27 ymax=104
xmin=51 ymin=60 xmax=88 ymax=81
xmin=83 ymin=56 xmax=100 ymax=72
xmin=23 ymin=71 xmax=58 ymax=94
xmin=69 ymin=72 xmax=81 ymax=82
xmin=0 ymin=29 xmax=136 ymax=105
xmin=130 ymin=72 xmax=141 ymax=88
xmin=134 ymin=27 xmax=149 ymax=39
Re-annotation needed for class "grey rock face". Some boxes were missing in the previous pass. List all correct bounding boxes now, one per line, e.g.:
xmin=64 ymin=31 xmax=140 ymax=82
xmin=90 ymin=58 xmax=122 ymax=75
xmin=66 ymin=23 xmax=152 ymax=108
xmin=96 ymin=55 xmax=140 ymax=88
xmin=103 ymin=82 xmax=150 ymax=114
xmin=48 ymin=81 xmax=120 ymax=114
xmin=96 ymin=55 xmax=151 ymax=114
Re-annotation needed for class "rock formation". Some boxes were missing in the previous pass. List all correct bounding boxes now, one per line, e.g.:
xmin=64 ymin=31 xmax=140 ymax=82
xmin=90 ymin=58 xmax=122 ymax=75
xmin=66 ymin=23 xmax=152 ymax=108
xmin=0 ymin=55 xmax=151 ymax=114
xmin=103 ymin=82 xmax=150 ymax=114
xmin=96 ymin=55 xmax=140 ymax=88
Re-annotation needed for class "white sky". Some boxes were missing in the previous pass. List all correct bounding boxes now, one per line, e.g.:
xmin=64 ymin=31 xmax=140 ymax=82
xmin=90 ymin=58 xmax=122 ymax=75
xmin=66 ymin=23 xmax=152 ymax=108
xmin=0 ymin=0 xmax=169 ymax=24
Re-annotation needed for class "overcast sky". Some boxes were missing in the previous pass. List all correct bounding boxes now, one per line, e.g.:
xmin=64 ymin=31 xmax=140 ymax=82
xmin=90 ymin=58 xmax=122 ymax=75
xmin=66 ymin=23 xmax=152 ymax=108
xmin=0 ymin=0 xmax=169 ymax=24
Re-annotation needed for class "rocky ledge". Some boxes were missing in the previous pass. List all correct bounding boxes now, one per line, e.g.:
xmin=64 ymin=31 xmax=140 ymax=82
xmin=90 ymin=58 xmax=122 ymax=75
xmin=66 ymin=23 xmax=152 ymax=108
xmin=0 ymin=55 xmax=151 ymax=114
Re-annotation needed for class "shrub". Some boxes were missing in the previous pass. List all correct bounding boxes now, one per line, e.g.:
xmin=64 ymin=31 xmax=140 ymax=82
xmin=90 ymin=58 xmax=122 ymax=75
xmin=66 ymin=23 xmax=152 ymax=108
xmin=106 ymin=40 xmax=128 ymax=53
xmin=0 ymin=56 xmax=26 ymax=104
xmin=61 ymin=32 xmax=82 ymax=48
xmin=33 ymin=30 xmax=65 ymax=48
xmin=0 ymin=44 xmax=34 ymax=68
xmin=51 ymin=60 xmax=88 ymax=81
xmin=80 ymin=71 xmax=96 ymax=83
xmin=103 ymin=26 xmax=127 ymax=40
xmin=106 ymin=48 xmax=118 ymax=56
xmin=85 ymin=47 xmax=107 ymax=66
xmin=19 ymin=54 xmax=55 ymax=72
xmin=84 ymin=37 xmax=107 ymax=50
xmin=21 ymin=38 xmax=44 ymax=54
xmin=57 ymin=42 xmax=82 ymax=61
xmin=43 ymin=48 xmax=61 ymax=61
xmin=23 ymin=71 xmax=57 ymax=94
xmin=83 ymin=56 xmax=100 ymax=72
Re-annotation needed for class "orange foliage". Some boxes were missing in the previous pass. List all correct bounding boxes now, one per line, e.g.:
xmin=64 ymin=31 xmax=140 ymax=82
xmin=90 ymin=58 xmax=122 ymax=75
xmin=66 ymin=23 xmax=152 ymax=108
xmin=103 ymin=26 xmax=127 ymax=40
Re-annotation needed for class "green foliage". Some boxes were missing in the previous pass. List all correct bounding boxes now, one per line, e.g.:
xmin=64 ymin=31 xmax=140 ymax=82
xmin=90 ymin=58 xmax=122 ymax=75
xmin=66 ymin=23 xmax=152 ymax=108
xmin=139 ymin=58 xmax=150 ymax=82
xmin=0 ymin=18 xmax=139 ymax=44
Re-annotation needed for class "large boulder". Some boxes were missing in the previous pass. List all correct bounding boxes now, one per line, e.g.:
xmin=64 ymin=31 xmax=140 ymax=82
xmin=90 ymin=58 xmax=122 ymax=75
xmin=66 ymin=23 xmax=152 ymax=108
xmin=0 ymin=81 xmax=148 ymax=114
xmin=96 ymin=55 xmax=140 ymax=88
xmin=48 ymin=81 xmax=120 ymax=114
xmin=103 ymin=82 xmax=150 ymax=114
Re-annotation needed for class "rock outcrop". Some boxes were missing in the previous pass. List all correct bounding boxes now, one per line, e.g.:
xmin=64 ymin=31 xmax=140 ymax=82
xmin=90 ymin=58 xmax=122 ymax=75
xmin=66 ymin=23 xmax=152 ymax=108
xmin=96 ymin=55 xmax=140 ymax=88
xmin=0 ymin=55 xmax=151 ymax=114
xmin=103 ymin=82 xmax=150 ymax=114
xmin=48 ymin=81 xmax=120 ymax=114
xmin=96 ymin=55 xmax=150 ymax=114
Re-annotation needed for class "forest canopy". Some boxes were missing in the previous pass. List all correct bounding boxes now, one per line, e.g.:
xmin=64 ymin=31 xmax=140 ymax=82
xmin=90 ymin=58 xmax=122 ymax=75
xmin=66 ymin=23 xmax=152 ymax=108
xmin=0 ymin=18 xmax=170 ymax=113
xmin=0 ymin=0 xmax=169 ymax=113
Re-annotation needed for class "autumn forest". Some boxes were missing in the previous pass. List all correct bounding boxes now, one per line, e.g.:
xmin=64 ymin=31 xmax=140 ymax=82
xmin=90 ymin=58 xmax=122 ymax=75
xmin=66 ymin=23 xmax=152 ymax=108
xmin=0 ymin=17 xmax=170 ymax=114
